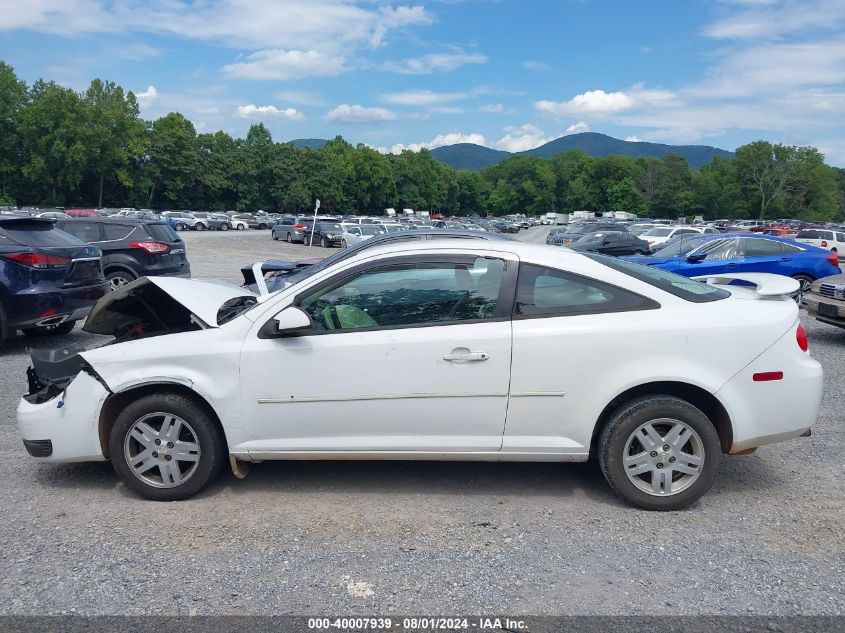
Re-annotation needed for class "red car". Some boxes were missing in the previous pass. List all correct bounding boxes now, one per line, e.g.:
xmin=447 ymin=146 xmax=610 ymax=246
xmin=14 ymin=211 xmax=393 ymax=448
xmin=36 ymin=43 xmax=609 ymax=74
xmin=65 ymin=209 xmax=98 ymax=218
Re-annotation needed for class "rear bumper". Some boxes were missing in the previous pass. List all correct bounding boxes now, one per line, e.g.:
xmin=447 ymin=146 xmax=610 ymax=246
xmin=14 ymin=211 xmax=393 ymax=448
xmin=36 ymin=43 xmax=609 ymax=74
xmin=717 ymin=328 xmax=823 ymax=453
xmin=17 ymin=372 xmax=108 ymax=463
xmin=6 ymin=282 xmax=110 ymax=329
xmin=803 ymin=295 xmax=845 ymax=328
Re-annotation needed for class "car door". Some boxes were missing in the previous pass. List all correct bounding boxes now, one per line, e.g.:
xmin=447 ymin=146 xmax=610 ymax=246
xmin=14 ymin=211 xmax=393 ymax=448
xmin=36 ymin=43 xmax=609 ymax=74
xmin=738 ymin=237 xmax=786 ymax=274
xmin=506 ymin=263 xmax=660 ymax=455
xmin=238 ymin=253 xmax=516 ymax=455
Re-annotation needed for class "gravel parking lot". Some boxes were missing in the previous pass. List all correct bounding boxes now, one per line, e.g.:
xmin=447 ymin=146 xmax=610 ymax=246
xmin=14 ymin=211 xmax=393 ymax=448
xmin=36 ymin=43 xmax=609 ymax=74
xmin=0 ymin=226 xmax=842 ymax=616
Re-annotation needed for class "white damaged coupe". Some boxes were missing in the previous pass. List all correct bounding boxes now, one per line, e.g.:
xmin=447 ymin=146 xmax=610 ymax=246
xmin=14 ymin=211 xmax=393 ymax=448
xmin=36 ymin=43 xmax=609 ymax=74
xmin=17 ymin=241 xmax=823 ymax=510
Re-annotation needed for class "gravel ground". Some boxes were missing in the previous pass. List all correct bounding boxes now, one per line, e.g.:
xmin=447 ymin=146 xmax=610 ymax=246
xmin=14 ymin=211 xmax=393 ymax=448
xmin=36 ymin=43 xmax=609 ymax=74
xmin=0 ymin=226 xmax=842 ymax=616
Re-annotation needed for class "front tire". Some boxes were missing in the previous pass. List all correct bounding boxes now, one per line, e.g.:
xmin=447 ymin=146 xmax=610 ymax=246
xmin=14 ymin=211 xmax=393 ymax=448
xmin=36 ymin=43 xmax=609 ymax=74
xmin=272 ymin=230 xmax=279 ymax=241
xmin=109 ymin=392 xmax=227 ymax=501
xmin=320 ymin=236 xmax=329 ymax=248
xmin=219 ymin=223 xmax=229 ymax=231
xmin=598 ymin=395 xmax=721 ymax=511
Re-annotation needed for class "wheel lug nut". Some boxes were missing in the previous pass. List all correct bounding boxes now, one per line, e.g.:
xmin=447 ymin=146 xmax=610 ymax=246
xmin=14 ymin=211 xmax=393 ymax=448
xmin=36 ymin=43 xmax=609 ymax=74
xmin=663 ymin=445 xmax=670 ymax=451
xmin=656 ymin=463 xmax=664 ymax=469
xmin=154 ymin=439 xmax=161 ymax=445
xmin=152 ymin=452 xmax=159 ymax=458
xmin=165 ymin=455 xmax=172 ymax=461
xmin=669 ymin=457 xmax=676 ymax=463
xmin=650 ymin=451 xmax=658 ymax=457
xmin=167 ymin=442 xmax=174 ymax=449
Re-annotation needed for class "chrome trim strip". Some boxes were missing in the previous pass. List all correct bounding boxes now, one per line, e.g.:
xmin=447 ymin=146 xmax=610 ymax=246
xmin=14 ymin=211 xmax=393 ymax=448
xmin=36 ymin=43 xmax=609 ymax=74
xmin=509 ymin=391 xmax=566 ymax=398
xmin=258 ymin=392 xmax=507 ymax=404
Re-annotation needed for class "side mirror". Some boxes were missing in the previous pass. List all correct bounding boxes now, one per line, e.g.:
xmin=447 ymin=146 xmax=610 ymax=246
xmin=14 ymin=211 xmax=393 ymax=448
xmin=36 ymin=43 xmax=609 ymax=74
xmin=262 ymin=306 xmax=312 ymax=338
xmin=601 ymin=239 xmax=611 ymax=246
xmin=686 ymin=252 xmax=707 ymax=263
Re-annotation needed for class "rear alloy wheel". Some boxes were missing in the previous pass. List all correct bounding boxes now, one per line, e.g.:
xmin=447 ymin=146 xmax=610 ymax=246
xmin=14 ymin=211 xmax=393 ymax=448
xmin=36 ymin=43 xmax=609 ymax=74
xmin=21 ymin=320 xmax=77 ymax=337
xmin=258 ymin=223 xmax=267 ymax=230
xmin=195 ymin=223 xmax=206 ymax=231
xmin=286 ymin=233 xmax=292 ymax=243
xmin=219 ymin=223 xmax=229 ymax=231
xmin=110 ymin=393 xmax=226 ymax=501
xmin=175 ymin=224 xmax=185 ymax=231
xmin=341 ymin=239 xmax=348 ymax=249
xmin=791 ymin=274 xmax=814 ymax=303
xmin=106 ymin=270 xmax=137 ymax=291
xmin=237 ymin=223 xmax=245 ymax=230
xmin=599 ymin=395 xmax=721 ymax=510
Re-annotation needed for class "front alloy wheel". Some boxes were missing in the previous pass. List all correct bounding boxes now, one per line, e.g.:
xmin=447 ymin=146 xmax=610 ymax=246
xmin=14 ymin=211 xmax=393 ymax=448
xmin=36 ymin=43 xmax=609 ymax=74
xmin=599 ymin=395 xmax=720 ymax=510
xmin=110 ymin=393 xmax=226 ymax=500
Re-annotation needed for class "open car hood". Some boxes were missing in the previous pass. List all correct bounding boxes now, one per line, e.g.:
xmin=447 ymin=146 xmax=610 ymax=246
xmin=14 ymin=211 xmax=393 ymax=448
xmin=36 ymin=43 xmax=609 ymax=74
xmin=83 ymin=276 xmax=257 ymax=336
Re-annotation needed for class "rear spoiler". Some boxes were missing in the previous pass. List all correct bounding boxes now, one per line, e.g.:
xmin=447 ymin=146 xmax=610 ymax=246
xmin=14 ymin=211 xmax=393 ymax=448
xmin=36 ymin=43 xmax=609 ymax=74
xmin=691 ymin=273 xmax=799 ymax=297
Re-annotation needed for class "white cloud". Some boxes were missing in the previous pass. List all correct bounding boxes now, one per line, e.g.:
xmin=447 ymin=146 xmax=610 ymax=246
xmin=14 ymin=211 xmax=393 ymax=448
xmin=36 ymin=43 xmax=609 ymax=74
xmin=705 ymin=0 xmax=845 ymax=39
xmin=135 ymin=85 xmax=158 ymax=110
xmin=625 ymin=135 xmax=643 ymax=142
xmin=236 ymin=104 xmax=305 ymax=120
xmin=383 ymin=49 xmax=487 ymax=74
xmin=479 ymin=103 xmax=504 ymax=113
xmin=0 ymin=1 xmax=431 ymax=51
xmin=326 ymin=104 xmax=397 ymax=123
xmin=118 ymin=42 xmax=162 ymax=61
xmin=391 ymin=132 xmax=487 ymax=154
xmin=536 ymin=90 xmax=635 ymax=116
xmin=380 ymin=89 xmax=470 ymax=107
xmin=222 ymin=49 xmax=345 ymax=80
xmin=494 ymin=124 xmax=551 ymax=152
xmin=565 ymin=121 xmax=590 ymax=134
xmin=523 ymin=60 xmax=551 ymax=72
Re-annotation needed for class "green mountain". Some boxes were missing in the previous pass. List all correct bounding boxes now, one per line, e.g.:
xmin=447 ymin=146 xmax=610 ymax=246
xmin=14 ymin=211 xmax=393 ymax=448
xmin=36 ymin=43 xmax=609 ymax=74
xmin=286 ymin=133 xmax=734 ymax=170
xmin=430 ymin=132 xmax=734 ymax=170
xmin=426 ymin=143 xmax=512 ymax=171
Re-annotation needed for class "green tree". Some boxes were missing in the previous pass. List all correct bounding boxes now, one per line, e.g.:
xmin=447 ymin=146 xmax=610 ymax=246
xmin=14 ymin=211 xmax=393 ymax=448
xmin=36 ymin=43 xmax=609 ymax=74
xmin=144 ymin=113 xmax=198 ymax=208
xmin=19 ymin=81 xmax=88 ymax=204
xmin=84 ymin=79 xmax=146 ymax=207
xmin=0 ymin=62 xmax=26 ymax=201
xmin=734 ymin=141 xmax=798 ymax=219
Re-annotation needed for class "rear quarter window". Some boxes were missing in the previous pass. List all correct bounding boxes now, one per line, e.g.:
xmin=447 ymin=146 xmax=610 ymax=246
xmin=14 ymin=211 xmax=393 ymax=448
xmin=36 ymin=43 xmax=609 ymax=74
xmin=103 ymin=224 xmax=136 ymax=241
xmin=145 ymin=223 xmax=181 ymax=242
xmin=586 ymin=254 xmax=731 ymax=303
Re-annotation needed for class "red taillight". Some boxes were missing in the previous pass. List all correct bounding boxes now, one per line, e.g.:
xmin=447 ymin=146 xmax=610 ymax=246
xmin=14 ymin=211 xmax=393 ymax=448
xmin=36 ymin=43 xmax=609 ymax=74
xmin=826 ymin=253 xmax=838 ymax=267
xmin=130 ymin=241 xmax=169 ymax=254
xmin=821 ymin=240 xmax=828 ymax=247
xmin=796 ymin=324 xmax=808 ymax=352
xmin=2 ymin=252 xmax=71 ymax=268
xmin=753 ymin=371 xmax=784 ymax=382
xmin=293 ymin=224 xmax=305 ymax=229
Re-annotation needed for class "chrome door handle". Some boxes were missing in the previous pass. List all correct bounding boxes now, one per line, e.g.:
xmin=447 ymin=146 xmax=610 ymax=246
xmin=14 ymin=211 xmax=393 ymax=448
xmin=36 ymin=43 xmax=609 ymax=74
xmin=443 ymin=349 xmax=489 ymax=362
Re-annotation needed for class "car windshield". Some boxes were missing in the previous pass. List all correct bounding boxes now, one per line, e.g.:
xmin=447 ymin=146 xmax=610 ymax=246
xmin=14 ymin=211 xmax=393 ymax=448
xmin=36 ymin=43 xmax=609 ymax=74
xmin=361 ymin=225 xmax=383 ymax=235
xmin=644 ymin=227 xmax=674 ymax=237
xmin=651 ymin=236 xmax=707 ymax=257
xmin=319 ymin=223 xmax=342 ymax=231
xmin=629 ymin=226 xmax=654 ymax=236
xmin=564 ymin=225 xmax=592 ymax=234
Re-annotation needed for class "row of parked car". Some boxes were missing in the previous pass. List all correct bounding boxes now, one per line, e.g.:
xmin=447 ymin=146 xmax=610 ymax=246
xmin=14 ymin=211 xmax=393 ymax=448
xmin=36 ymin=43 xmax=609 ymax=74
xmin=543 ymin=220 xmax=844 ymax=325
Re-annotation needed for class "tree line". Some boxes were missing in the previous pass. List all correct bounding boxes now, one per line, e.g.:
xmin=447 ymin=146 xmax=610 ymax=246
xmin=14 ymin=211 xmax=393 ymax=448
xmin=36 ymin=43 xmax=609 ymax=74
xmin=1 ymin=62 xmax=843 ymax=221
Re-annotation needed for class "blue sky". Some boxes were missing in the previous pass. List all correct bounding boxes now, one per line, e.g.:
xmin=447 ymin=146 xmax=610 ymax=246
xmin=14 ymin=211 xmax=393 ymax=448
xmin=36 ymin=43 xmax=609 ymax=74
xmin=2 ymin=0 xmax=845 ymax=164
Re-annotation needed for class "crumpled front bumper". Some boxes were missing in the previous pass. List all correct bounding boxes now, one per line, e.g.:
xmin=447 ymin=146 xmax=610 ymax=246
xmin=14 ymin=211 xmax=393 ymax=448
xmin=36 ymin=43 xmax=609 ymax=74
xmin=16 ymin=371 xmax=109 ymax=462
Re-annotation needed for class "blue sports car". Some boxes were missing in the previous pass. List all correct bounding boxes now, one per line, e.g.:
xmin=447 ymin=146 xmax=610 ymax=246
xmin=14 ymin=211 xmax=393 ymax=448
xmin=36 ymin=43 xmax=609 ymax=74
xmin=623 ymin=233 xmax=841 ymax=294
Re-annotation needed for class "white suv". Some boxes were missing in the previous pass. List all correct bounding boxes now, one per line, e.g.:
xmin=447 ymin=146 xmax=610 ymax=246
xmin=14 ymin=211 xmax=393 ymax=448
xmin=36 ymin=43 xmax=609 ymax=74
xmin=795 ymin=229 xmax=845 ymax=260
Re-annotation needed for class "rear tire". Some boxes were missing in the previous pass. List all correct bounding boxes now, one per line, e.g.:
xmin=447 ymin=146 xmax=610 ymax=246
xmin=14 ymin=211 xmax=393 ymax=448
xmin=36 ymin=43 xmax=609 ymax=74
xmin=286 ymin=233 xmax=292 ymax=243
xmin=792 ymin=274 xmax=814 ymax=303
xmin=258 ymin=223 xmax=267 ymax=230
xmin=272 ymin=230 xmax=279 ymax=241
xmin=21 ymin=320 xmax=77 ymax=337
xmin=106 ymin=269 xmax=137 ymax=292
xmin=195 ymin=223 xmax=206 ymax=231
xmin=237 ymin=223 xmax=245 ymax=230
xmin=598 ymin=395 xmax=721 ymax=511
xmin=220 ymin=223 xmax=229 ymax=231
xmin=109 ymin=392 xmax=227 ymax=501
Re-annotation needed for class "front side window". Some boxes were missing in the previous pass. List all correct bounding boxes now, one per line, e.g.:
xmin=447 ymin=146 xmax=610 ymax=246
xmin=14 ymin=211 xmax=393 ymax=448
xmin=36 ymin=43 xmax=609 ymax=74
xmin=693 ymin=238 xmax=741 ymax=260
xmin=298 ymin=257 xmax=505 ymax=331
xmin=515 ymin=264 xmax=657 ymax=317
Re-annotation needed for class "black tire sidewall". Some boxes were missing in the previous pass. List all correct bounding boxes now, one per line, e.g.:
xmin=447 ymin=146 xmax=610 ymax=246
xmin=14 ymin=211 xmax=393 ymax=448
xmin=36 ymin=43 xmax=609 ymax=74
xmin=599 ymin=396 xmax=721 ymax=511
xmin=109 ymin=392 xmax=227 ymax=501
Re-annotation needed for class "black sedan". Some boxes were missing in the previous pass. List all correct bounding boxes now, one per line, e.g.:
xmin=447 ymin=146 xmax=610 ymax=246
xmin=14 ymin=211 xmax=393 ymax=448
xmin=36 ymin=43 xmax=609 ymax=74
xmin=567 ymin=230 xmax=651 ymax=256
